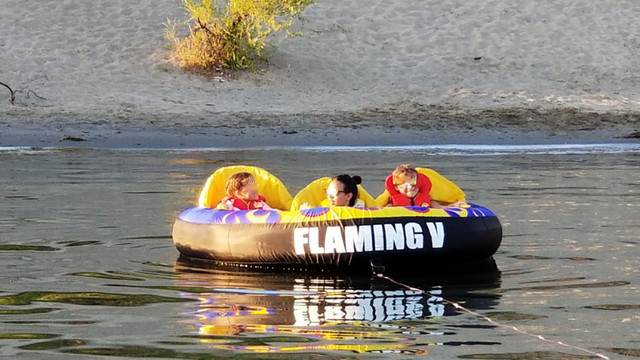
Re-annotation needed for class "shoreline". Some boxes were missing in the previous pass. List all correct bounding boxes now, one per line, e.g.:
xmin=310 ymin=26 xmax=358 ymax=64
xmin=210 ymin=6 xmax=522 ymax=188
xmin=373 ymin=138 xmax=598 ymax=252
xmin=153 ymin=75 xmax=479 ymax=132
xmin=1 ymin=105 xmax=638 ymax=149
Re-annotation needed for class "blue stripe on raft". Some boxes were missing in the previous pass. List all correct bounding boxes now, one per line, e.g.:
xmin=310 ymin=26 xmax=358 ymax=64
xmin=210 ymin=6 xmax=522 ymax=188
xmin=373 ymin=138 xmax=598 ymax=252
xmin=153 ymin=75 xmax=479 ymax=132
xmin=177 ymin=204 xmax=497 ymax=225
xmin=466 ymin=204 xmax=497 ymax=217
xmin=178 ymin=207 xmax=283 ymax=224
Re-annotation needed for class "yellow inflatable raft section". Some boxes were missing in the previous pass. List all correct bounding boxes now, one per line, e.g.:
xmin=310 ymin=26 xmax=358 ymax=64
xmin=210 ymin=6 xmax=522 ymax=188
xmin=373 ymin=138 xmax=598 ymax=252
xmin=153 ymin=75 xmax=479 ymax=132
xmin=198 ymin=165 xmax=294 ymax=211
xmin=289 ymin=177 xmax=378 ymax=210
xmin=198 ymin=165 xmax=465 ymax=211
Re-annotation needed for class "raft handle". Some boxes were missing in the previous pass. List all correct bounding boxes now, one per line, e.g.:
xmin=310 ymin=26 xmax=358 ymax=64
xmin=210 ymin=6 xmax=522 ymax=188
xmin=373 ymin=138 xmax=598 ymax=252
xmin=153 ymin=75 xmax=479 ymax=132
xmin=369 ymin=258 xmax=385 ymax=277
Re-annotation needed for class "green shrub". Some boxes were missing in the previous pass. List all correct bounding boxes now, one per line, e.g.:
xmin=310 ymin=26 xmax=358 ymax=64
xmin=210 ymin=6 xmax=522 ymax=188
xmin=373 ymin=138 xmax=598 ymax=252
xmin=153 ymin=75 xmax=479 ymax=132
xmin=167 ymin=0 xmax=315 ymax=71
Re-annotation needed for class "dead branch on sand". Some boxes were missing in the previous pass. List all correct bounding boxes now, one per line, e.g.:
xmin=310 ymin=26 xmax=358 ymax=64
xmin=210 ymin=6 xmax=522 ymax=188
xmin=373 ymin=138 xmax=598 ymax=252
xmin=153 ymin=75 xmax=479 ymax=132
xmin=24 ymin=89 xmax=46 ymax=100
xmin=0 ymin=81 xmax=46 ymax=104
xmin=0 ymin=81 xmax=15 ymax=103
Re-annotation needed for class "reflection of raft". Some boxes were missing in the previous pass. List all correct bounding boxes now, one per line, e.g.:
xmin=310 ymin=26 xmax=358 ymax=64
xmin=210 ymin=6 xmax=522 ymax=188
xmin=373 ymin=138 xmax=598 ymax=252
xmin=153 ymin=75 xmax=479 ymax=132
xmin=172 ymin=166 xmax=502 ymax=272
xmin=174 ymin=258 xmax=502 ymax=328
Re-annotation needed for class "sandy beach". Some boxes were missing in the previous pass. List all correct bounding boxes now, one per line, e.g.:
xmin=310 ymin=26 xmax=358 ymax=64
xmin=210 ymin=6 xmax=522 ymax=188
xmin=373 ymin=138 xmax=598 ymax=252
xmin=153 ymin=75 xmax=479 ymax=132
xmin=1 ymin=0 xmax=639 ymax=148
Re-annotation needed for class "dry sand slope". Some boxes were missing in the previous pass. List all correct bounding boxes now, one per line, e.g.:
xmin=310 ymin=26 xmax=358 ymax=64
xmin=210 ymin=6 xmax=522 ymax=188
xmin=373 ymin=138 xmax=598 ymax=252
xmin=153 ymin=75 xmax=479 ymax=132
xmin=1 ymin=0 xmax=639 ymax=146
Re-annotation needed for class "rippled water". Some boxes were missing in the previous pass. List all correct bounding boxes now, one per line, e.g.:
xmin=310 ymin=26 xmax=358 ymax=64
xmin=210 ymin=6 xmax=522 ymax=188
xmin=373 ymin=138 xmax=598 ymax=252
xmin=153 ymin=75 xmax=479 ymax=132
xmin=1 ymin=144 xmax=639 ymax=359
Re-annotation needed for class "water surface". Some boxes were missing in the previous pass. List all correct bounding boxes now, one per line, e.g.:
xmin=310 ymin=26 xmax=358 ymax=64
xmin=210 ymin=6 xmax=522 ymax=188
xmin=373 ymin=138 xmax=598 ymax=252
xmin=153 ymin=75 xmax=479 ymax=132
xmin=1 ymin=144 xmax=638 ymax=359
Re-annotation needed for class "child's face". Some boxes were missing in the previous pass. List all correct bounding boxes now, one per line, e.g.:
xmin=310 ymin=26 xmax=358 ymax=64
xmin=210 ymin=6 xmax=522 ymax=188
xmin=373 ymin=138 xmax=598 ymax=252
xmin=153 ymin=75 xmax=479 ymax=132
xmin=395 ymin=175 xmax=419 ymax=199
xmin=235 ymin=181 xmax=259 ymax=201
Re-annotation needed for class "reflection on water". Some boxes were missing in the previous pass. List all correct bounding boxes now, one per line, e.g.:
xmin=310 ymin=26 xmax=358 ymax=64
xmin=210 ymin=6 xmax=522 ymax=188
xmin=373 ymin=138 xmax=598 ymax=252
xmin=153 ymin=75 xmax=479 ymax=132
xmin=0 ymin=291 xmax=188 ymax=307
xmin=173 ymin=257 xmax=502 ymax=353
xmin=1 ymin=145 xmax=638 ymax=359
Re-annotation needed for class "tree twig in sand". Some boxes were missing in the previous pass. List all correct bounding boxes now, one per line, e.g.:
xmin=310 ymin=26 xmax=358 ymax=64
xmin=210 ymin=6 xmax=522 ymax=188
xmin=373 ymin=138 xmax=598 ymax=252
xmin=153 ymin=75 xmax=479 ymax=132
xmin=0 ymin=81 xmax=15 ymax=104
xmin=25 ymin=89 xmax=46 ymax=100
xmin=0 ymin=82 xmax=46 ymax=103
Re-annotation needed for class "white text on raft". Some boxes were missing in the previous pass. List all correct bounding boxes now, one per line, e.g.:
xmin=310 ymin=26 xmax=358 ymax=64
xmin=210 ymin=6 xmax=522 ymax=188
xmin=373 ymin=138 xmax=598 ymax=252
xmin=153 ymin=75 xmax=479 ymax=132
xmin=293 ymin=222 xmax=445 ymax=255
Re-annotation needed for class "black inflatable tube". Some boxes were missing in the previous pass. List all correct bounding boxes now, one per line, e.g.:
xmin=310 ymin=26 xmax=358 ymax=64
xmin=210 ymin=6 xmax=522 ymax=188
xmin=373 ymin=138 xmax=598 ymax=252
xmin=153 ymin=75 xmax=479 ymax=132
xmin=172 ymin=205 xmax=502 ymax=273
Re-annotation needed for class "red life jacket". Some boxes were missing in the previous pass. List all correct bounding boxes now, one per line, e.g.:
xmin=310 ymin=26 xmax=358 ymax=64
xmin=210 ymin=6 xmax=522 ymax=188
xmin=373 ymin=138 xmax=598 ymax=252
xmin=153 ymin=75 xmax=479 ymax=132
xmin=385 ymin=173 xmax=432 ymax=207
xmin=220 ymin=195 xmax=268 ymax=210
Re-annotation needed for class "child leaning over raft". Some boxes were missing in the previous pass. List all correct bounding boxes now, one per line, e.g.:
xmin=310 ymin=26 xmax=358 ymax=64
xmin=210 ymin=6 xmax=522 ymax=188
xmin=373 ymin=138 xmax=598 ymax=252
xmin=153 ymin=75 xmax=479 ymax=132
xmin=216 ymin=172 xmax=273 ymax=211
xmin=381 ymin=164 xmax=468 ymax=208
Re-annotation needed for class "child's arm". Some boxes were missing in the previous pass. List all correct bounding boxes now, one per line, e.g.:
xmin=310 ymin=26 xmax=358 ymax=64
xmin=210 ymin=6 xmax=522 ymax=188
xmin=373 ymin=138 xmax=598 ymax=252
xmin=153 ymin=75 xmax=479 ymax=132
xmin=216 ymin=197 xmax=240 ymax=211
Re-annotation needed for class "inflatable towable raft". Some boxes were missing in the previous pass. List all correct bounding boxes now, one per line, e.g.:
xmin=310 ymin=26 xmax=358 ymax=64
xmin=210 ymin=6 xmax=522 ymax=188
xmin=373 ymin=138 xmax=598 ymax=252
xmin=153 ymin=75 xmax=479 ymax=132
xmin=172 ymin=166 xmax=502 ymax=273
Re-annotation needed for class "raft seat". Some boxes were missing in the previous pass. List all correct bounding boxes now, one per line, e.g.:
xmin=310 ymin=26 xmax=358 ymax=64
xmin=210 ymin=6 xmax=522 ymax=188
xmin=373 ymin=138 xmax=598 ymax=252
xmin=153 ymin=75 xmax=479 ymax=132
xmin=197 ymin=165 xmax=293 ymax=211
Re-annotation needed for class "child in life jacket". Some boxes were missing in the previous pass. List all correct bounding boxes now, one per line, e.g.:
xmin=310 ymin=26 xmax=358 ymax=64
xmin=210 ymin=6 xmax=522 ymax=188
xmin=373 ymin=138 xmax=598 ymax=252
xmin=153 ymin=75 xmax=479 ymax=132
xmin=383 ymin=165 xmax=468 ymax=208
xmin=384 ymin=164 xmax=432 ymax=207
xmin=216 ymin=172 xmax=273 ymax=211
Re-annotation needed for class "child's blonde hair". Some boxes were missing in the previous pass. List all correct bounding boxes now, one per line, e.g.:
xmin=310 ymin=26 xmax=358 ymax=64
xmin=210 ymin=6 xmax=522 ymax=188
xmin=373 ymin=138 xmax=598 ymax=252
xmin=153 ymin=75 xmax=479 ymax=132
xmin=224 ymin=172 xmax=256 ymax=197
xmin=391 ymin=164 xmax=418 ymax=185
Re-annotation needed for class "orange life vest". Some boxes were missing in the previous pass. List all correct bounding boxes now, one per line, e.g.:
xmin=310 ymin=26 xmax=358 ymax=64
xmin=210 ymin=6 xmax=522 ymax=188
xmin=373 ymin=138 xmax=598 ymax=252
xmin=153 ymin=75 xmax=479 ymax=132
xmin=385 ymin=173 xmax=432 ymax=207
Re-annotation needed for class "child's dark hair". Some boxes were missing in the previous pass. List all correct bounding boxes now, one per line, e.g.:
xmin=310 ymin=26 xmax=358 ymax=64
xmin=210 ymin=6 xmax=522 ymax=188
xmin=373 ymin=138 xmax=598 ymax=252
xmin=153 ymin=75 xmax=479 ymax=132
xmin=332 ymin=174 xmax=361 ymax=206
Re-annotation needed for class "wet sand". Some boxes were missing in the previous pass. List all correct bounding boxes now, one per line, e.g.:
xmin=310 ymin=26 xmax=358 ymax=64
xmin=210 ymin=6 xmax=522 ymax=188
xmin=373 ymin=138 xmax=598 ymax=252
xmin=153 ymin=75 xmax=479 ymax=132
xmin=1 ymin=108 xmax=637 ymax=149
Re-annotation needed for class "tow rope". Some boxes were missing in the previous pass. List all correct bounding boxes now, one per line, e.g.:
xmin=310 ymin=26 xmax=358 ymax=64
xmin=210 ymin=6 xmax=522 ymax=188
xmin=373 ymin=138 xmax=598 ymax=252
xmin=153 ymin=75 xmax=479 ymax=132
xmin=374 ymin=271 xmax=611 ymax=360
